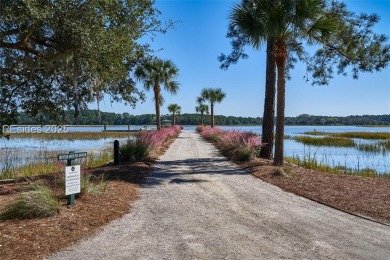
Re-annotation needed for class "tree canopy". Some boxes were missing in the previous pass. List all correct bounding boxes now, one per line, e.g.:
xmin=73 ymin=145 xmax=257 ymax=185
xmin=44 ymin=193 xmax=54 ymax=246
xmin=221 ymin=0 xmax=390 ymax=165
xmin=0 ymin=0 xmax=166 ymax=134
xmin=14 ymin=110 xmax=390 ymax=126
xmin=219 ymin=0 xmax=390 ymax=84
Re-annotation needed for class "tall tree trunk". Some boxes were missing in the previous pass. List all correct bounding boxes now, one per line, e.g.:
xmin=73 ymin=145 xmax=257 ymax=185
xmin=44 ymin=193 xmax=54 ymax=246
xmin=172 ymin=112 xmax=176 ymax=125
xmin=273 ymin=39 xmax=287 ymax=166
xmin=154 ymin=86 xmax=161 ymax=130
xmin=210 ymin=103 xmax=214 ymax=127
xmin=200 ymin=113 xmax=204 ymax=125
xmin=97 ymin=101 xmax=101 ymax=125
xmin=260 ymin=39 xmax=276 ymax=159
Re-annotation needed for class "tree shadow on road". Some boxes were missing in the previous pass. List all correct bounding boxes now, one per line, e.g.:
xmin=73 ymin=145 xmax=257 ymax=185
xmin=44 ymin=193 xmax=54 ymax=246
xmin=141 ymin=157 xmax=249 ymax=187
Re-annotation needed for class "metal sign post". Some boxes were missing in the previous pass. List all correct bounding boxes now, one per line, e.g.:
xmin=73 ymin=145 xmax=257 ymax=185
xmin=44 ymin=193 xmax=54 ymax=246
xmin=58 ymin=151 xmax=87 ymax=206
xmin=65 ymin=165 xmax=80 ymax=205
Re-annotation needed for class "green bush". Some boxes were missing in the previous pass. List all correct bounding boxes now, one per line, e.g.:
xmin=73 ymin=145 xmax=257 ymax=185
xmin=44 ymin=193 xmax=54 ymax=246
xmin=120 ymin=139 xmax=150 ymax=162
xmin=234 ymin=147 xmax=256 ymax=161
xmin=0 ymin=185 xmax=59 ymax=220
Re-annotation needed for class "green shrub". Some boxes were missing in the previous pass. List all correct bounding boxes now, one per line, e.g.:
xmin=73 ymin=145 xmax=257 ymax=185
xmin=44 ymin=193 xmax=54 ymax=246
xmin=234 ymin=147 xmax=256 ymax=161
xmin=120 ymin=139 xmax=150 ymax=162
xmin=0 ymin=185 xmax=59 ymax=220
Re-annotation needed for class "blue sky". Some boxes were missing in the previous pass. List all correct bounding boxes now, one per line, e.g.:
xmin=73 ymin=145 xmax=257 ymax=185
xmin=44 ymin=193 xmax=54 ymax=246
xmin=91 ymin=0 xmax=390 ymax=117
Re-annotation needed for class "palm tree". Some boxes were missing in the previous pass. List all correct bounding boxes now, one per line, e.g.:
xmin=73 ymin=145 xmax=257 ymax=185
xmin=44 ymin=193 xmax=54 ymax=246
xmin=200 ymin=88 xmax=226 ymax=127
xmin=230 ymin=0 xmax=336 ymax=165
xmin=195 ymin=96 xmax=209 ymax=125
xmin=167 ymin=103 xmax=181 ymax=125
xmin=195 ymin=105 xmax=209 ymax=125
xmin=223 ymin=12 xmax=277 ymax=160
xmin=259 ymin=39 xmax=276 ymax=160
xmin=135 ymin=57 xmax=180 ymax=130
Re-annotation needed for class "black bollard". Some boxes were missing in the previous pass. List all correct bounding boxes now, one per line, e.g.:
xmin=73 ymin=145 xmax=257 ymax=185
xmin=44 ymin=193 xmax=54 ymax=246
xmin=114 ymin=140 xmax=120 ymax=165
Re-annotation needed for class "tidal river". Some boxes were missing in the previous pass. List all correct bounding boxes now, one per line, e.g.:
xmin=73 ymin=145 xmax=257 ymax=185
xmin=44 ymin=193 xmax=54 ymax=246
xmin=1 ymin=125 xmax=389 ymax=174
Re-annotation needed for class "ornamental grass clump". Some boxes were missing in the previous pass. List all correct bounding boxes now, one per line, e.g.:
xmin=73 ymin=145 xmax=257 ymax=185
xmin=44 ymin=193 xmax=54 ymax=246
xmin=80 ymin=173 xmax=107 ymax=196
xmin=139 ymin=125 xmax=181 ymax=150
xmin=218 ymin=131 xmax=262 ymax=161
xmin=198 ymin=126 xmax=261 ymax=161
xmin=198 ymin=126 xmax=223 ymax=143
xmin=120 ymin=137 xmax=151 ymax=161
xmin=196 ymin=125 xmax=206 ymax=133
xmin=121 ymin=126 xmax=181 ymax=162
xmin=0 ymin=185 xmax=59 ymax=220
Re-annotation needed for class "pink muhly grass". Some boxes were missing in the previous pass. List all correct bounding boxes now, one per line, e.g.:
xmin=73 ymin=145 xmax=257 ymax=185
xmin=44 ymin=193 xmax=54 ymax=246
xmin=198 ymin=127 xmax=262 ymax=161
xmin=225 ymin=131 xmax=261 ymax=150
xmin=138 ymin=126 xmax=181 ymax=151
xmin=196 ymin=125 xmax=206 ymax=133
xmin=199 ymin=127 xmax=223 ymax=142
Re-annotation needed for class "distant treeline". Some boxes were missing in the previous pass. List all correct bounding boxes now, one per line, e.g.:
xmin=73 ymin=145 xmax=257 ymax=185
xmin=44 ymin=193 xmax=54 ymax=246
xmin=16 ymin=110 xmax=390 ymax=126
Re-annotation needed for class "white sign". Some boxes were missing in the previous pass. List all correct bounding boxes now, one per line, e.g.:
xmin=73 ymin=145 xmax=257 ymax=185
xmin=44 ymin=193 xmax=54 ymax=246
xmin=65 ymin=165 xmax=81 ymax=195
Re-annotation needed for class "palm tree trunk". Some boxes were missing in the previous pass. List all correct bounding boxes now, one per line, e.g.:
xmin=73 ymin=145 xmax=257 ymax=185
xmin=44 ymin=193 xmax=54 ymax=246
xmin=172 ymin=112 xmax=176 ymax=125
xmin=273 ymin=39 xmax=287 ymax=166
xmin=260 ymin=39 xmax=276 ymax=160
xmin=210 ymin=103 xmax=214 ymax=127
xmin=154 ymin=86 xmax=161 ymax=130
xmin=200 ymin=113 xmax=204 ymax=125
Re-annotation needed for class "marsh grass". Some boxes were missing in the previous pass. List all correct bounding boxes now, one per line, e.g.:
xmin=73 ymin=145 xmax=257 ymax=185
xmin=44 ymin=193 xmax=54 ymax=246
xmin=1 ymin=162 xmax=64 ymax=180
xmin=9 ymin=131 xmax=136 ymax=140
xmin=303 ymin=131 xmax=328 ymax=136
xmin=299 ymin=131 xmax=390 ymax=153
xmin=331 ymin=132 xmax=390 ymax=140
xmin=0 ymin=185 xmax=59 ymax=220
xmin=355 ymin=141 xmax=388 ymax=153
xmin=382 ymin=140 xmax=390 ymax=150
xmin=286 ymin=154 xmax=390 ymax=178
xmin=84 ymin=148 xmax=113 ymax=168
xmin=287 ymin=154 xmax=339 ymax=174
xmin=294 ymin=136 xmax=355 ymax=147
xmin=0 ymin=147 xmax=113 ymax=180
xmin=304 ymin=131 xmax=390 ymax=140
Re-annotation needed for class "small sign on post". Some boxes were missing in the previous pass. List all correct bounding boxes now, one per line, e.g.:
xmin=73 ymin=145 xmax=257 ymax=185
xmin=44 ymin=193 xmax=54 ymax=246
xmin=58 ymin=152 xmax=87 ymax=160
xmin=58 ymin=151 xmax=87 ymax=206
xmin=65 ymin=165 xmax=81 ymax=196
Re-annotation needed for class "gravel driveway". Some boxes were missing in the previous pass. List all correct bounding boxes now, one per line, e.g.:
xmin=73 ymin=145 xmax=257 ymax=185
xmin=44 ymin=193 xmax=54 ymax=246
xmin=51 ymin=130 xmax=390 ymax=260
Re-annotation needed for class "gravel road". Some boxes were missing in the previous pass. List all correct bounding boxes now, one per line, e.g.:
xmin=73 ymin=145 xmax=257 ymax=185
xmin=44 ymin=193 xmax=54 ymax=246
xmin=51 ymin=130 xmax=390 ymax=260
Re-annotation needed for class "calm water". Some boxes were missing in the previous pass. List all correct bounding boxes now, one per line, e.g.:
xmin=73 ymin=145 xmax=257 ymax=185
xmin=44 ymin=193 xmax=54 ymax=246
xmin=1 ymin=125 xmax=389 ymax=174
xmin=214 ymin=125 xmax=390 ymax=174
